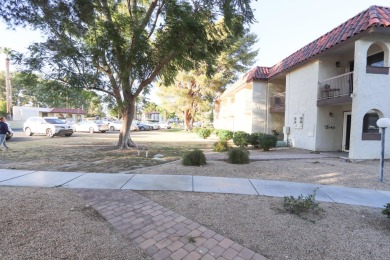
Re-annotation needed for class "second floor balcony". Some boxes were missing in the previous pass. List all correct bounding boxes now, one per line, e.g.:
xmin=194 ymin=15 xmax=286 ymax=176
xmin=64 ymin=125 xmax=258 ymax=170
xmin=317 ymin=72 xmax=353 ymax=106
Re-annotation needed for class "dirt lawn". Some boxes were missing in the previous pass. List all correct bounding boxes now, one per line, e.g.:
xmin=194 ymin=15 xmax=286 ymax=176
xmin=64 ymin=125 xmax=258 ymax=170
xmin=1 ymin=129 xmax=390 ymax=259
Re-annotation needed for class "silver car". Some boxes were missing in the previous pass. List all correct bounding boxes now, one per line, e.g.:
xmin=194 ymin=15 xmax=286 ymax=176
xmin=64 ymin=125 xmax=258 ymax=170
xmin=6 ymin=123 xmax=13 ymax=140
xmin=73 ymin=120 xmax=109 ymax=133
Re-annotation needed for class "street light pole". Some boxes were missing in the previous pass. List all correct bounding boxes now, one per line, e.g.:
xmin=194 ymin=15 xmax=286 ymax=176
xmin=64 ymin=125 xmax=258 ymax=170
xmin=377 ymin=118 xmax=390 ymax=182
xmin=380 ymin=127 xmax=386 ymax=182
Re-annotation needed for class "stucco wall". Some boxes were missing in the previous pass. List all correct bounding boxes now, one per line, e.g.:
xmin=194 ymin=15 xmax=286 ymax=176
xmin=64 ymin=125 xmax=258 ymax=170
xmin=12 ymin=106 xmax=52 ymax=121
xmin=349 ymin=35 xmax=390 ymax=159
xmin=315 ymin=105 xmax=351 ymax=151
xmin=234 ymin=86 xmax=253 ymax=133
xmin=213 ymin=83 xmax=253 ymax=132
xmin=284 ymin=61 xmax=319 ymax=150
xmin=213 ymin=97 xmax=235 ymax=130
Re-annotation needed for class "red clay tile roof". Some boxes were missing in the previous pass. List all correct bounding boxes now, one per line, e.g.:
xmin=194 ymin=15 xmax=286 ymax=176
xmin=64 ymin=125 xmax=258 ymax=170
xmin=244 ymin=66 xmax=270 ymax=81
xmin=247 ymin=5 xmax=390 ymax=81
xmin=51 ymin=108 xmax=87 ymax=114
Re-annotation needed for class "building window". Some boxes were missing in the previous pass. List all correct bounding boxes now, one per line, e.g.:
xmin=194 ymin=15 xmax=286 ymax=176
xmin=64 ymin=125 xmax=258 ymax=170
xmin=366 ymin=43 xmax=389 ymax=74
xmin=362 ymin=112 xmax=380 ymax=140
xmin=367 ymin=51 xmax=384 ymax=67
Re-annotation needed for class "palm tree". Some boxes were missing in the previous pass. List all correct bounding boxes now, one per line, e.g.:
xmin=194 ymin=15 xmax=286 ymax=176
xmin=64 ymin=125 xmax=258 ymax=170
xmin=1 ymin=47 xmax=12 ymax=119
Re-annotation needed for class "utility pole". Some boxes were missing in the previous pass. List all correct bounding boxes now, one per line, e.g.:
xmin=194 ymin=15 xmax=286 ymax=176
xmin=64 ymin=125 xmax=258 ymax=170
xmin=1 ymin=47 xmax=12 ymax=120
xmin=5 ymin=54 xmax=12 ymax=119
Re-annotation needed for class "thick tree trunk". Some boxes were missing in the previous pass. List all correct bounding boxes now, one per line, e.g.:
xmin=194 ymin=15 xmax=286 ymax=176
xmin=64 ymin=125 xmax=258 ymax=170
xmin=184 ymin=109 xmax=192 ymax=131
xmin=118 ymin=96 xmax=137 ymax=149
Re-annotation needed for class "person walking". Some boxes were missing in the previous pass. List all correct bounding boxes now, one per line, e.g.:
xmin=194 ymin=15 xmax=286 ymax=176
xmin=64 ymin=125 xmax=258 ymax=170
xmin=0 ymin=116 xmax=11 ymax=150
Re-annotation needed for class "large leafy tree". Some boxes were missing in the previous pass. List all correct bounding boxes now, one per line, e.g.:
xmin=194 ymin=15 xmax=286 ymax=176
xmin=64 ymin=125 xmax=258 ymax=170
xmin=1 ymin=0 xmax=254 ymax=148
xmin=158 ymin=29 xmax=257 ymax=130
xmin=0 ymin=71 xmax=104 ymax=113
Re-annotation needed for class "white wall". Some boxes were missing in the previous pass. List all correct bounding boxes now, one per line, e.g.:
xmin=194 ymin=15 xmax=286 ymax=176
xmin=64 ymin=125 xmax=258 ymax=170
xmin=234 ymin=86 xmax=252 ymax=133
xmin=349 ymin=34 xmax=390 ymax=159
xmin=284 ymin=61 xmax=320 ymax=150
xmin=315 ymin=105 xmax=351 ymax=151
xmin=12 ymin=106 xmax=52 ymax=121
xmin=214 ymin=83 xmax=253 ymax=132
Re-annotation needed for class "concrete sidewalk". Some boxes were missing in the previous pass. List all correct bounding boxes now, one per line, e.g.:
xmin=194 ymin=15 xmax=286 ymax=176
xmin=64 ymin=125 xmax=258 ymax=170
xmin=1 ymin=168 xmax=389 ymax=208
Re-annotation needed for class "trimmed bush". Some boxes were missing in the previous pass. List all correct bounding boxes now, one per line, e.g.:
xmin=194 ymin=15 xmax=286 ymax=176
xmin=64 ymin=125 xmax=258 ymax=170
xmin=197 ymin=128 xmax=212 ymax=139
xmin=227 ymin=147 xmax=249 ymax=164
xmin=259 ymin=134 xmax=278 ymax=151
xmin=182 ymin=149 xmax=207 ymax=166
xmin=249 ymin=132 xmax=263 ymax=148
xmin=382 ymin=203 xmax=390 ymax=219
xmin=216 ymin=129 xmax=234 ymax=141
xmin=213 ymin=141 xmax=229 ymax=152
xmin=233 ymin=131 xmax=250 ymax=147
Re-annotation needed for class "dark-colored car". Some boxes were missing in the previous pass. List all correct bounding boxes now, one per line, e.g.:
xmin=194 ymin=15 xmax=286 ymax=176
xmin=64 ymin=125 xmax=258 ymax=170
xmin=136 ymin=122 xmax=153 ymax=131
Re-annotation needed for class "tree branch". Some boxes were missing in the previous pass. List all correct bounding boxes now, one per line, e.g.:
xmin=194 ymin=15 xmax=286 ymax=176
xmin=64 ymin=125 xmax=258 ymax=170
xmin=135 ymin=50 xmax=177 ymax=97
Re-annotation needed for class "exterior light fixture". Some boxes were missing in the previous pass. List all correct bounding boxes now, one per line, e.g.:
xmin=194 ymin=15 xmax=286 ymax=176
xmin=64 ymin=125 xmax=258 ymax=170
xmin=376 ymin=118 xmax=390 ymax=182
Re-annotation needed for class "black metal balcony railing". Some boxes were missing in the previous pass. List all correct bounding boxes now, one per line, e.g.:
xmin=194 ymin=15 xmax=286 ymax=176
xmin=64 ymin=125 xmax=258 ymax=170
xmin=270 ymin=93 xmax=285 ymax=112
xmin=317 ymin=72 xmax=354 ymax=100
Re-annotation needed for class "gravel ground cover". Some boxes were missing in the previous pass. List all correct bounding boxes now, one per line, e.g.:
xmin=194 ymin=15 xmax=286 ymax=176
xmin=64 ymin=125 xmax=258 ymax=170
xmin=0 ymin=186 xmax=150 ymax=259
xmin=138 ymin=191 xmax=390 ymax=260
xmin=2 ymin=130 xmax=390 ymax=259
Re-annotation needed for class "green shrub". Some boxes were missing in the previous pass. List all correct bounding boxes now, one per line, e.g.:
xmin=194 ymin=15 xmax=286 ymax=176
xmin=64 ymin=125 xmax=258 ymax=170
xmin=283 ymin=189 xmax=323 ymax=222
xmin=233 ymin=131 xmax=250 ymax=147
xmin=249 ymin=132 xmax=263 ymax=148
xmin=213 ymin=141 xmax=229 ymax=152
xmin=259 ymin=134 xmax=278 ymax=151
xmin=216 ymin=129 xmax=234 ymax=141
xmin=197 ymin=128 xmax=212 ymax=139
xmin=192 ymin=127 xmax=201 ymax=133
xmin=382 ymin=203 xmax=390 ymax=218
xmin=182 ymin=149 xmax=207 ymax=166
xmin=227 ymin=148 xmax=249 ymax=164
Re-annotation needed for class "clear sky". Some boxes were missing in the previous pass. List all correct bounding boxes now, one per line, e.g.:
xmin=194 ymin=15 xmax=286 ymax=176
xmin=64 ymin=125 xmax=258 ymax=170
xmin=1 ymin=1 xmax=389 ymax=70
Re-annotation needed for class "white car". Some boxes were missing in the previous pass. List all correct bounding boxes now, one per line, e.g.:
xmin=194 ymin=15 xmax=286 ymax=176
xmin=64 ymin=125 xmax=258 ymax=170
xmin=158 ymin=121 xmax=171 ymax=129
xmin=108 ymin=120 xmax=122 ymax=131
xmin=108 ymin=120 xmax=139 ymax=131
xmin=143 ymin=121 xmax=160 ymax=130
xmin=73 ymin=120 xmax=110 ymax=133
xmin=23 ymin=117 xmax=74 ymax=137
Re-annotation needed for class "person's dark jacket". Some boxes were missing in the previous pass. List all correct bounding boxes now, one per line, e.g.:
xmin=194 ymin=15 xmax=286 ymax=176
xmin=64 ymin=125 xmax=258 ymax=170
xmin=0 ymin=122 xmax=10 ymax=135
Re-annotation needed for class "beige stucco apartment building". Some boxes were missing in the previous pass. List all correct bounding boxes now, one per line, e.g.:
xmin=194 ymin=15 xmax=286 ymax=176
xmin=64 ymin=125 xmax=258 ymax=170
xmin=214 ymin=5 xmax=390 ymax=160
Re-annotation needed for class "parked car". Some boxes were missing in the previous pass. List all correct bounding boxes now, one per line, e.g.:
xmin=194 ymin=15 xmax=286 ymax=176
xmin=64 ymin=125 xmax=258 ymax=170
xmin=108 ymin=120 xmax=139 ymax=131
xmin=73 ymin=120 xmax=109 ymax=133
xmin=146 ymin=121 xmax=160 ymax=130
xmin=158 ymin=121 xmax=171 ymax=129
xmin=108 ymin=120 xmax=122 ymax=131
xmin=131 ymin=122 xmax=139 ymax=131
xmin=23 ymin=117 xmax=73 ymax=137
xmin=6 ymin=123 xmax=13 ymax=140
xmin=136 ymin=121 xmax=153 ymax=131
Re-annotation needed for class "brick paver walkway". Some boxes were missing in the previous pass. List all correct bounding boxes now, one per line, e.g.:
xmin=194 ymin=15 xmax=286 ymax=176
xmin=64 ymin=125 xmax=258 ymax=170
xmin=74 ymin=189 xmax=267 ymax=260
